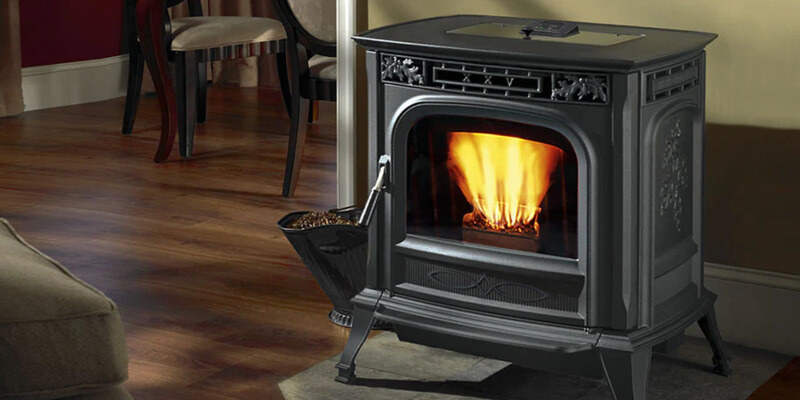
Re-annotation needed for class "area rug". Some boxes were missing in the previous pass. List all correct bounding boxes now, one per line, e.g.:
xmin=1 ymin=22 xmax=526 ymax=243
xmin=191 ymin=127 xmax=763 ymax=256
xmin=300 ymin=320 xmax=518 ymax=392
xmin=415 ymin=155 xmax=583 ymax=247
xmin=279 ymin=332 xmax=791 ymax=400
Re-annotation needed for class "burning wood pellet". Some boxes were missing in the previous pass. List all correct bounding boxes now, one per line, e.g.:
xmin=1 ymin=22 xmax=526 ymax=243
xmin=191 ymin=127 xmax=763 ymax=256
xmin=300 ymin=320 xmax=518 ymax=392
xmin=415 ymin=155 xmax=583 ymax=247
xmin=463 ymin=212 xmax=539 ymax=237
xmin=462 ymin=212 xmax=541 ymax=252
xmin=287 ymin=211 xmax=359 ymax=229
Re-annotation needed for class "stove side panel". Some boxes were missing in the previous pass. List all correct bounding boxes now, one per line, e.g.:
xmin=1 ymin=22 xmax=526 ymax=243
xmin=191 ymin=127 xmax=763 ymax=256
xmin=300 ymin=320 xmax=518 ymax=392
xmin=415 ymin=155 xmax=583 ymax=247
xmin=639 ymin=52 xmax=707 ymax=328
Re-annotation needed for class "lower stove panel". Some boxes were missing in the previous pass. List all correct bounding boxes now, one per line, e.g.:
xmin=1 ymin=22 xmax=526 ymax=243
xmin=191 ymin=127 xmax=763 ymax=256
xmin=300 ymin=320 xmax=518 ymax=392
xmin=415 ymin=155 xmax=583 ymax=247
xmin=391 ymin=235 xmax=586 ymax=326
xmin=398 ymin=256 xmax=583 ymax=319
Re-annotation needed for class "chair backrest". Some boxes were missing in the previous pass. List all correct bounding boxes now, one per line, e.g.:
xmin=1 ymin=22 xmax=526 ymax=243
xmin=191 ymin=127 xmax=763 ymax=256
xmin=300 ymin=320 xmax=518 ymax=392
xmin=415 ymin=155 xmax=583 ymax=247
xmin=272 ymin=0 xmax=336 ymax=57
xmin=287 ymin=0 xmax=336 ymax=43
xmin=168 ymin=0 xmax=202 ymax=16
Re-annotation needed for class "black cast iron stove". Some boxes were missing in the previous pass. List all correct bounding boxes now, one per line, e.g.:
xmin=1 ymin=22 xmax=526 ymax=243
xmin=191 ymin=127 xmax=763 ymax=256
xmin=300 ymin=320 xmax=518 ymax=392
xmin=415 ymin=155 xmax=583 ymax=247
xmin=337 ymin=15 xmax=729 ymax=400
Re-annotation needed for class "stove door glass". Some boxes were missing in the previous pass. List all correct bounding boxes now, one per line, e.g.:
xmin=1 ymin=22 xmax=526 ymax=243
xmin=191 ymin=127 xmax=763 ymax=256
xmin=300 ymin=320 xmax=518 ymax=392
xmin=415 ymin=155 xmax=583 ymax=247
xmin=406 ymin=115 xmax=578 ymax=259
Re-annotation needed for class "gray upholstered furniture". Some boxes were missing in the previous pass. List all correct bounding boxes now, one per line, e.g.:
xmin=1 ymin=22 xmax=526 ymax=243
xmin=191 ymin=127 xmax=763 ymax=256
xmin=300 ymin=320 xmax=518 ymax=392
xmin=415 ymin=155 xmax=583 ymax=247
xmin=0 ymin=219 xmax=130 ymax=400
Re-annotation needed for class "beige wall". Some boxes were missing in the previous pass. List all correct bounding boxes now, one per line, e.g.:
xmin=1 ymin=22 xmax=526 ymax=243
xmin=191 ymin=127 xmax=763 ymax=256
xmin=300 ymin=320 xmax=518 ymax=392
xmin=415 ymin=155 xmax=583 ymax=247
xmin=705 ymin=124 xmax=800 ymax=276
xmin=359 ymin=1 xmax=800 ymax=275
xmin=369 ymin=0 xmax=800 ymax=130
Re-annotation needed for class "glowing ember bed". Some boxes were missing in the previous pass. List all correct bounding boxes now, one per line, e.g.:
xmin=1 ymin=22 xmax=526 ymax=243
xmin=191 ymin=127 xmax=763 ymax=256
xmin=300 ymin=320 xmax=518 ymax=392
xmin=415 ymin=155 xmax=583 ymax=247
xmin=336 ymin=16 xmax=729 ymax=400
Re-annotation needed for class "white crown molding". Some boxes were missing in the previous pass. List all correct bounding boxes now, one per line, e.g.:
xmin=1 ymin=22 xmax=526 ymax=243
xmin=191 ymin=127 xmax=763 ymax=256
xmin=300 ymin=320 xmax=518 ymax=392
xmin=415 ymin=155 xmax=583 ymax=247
xmin=22 ymin=55 xmax=129 ymax=112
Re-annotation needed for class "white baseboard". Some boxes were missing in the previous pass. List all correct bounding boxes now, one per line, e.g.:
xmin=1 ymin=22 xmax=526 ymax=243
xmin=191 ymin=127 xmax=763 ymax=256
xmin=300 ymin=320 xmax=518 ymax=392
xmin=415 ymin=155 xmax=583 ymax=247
xmin=705 ymin=262 xmax=800 ymax=291
xmin=686 ymin=263 xmax=800 ymax=355
xmin=21 ymin=55 xmax=129 ymax=112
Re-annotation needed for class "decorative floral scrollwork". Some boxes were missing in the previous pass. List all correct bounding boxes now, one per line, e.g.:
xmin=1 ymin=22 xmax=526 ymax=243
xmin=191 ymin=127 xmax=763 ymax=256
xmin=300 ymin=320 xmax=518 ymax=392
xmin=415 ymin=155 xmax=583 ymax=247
xmin=428 ymin=270 xmax=549 ymax=303
xmin=659 ymin=121 xmax=689 ymax=231
xmin=381 ymin=56 xmax=425 ymax=85
xmin=551 ymin=74 xmax=608 ymax=103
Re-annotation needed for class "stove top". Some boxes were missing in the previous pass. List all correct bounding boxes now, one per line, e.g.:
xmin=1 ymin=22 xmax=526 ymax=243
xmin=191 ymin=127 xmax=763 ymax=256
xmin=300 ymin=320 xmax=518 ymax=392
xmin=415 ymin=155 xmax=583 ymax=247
xmin=353 ymin=15 xmax=717 ymax=71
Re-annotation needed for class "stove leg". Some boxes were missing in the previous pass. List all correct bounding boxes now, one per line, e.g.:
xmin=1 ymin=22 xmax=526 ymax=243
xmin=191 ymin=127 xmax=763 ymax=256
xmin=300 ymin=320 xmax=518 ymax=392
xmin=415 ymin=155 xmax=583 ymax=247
xmin=599 ymin=347 xmax=651 ymax=400
xmin=698 ymin=307 xmax=733 ymax=376
xmin=335 ymin=303 xmax=376 ymax=384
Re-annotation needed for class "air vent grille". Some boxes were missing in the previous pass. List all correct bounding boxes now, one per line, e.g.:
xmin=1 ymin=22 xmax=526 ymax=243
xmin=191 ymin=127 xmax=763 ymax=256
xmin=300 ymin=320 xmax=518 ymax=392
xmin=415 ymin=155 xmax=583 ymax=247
xmin=403 ymin=258 xmax=580 ymax=312
xmin=379 ymin=53 xmax=610 ymax=105
xmin=433 ymin=62 xmax=545 ymax=99
xmin=646 ymin=59 xmax=700 ymax=103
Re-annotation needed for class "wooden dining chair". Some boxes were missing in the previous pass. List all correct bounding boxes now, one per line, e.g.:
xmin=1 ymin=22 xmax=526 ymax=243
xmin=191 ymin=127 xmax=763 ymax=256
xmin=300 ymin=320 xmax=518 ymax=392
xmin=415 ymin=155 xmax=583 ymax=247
xmin=271 ymin=0 xmax=336 ymax=197
xmin=126 ymin=0 xmax=291 ymax=163
xmin=122 ymin=0 xmax=206 ymax=138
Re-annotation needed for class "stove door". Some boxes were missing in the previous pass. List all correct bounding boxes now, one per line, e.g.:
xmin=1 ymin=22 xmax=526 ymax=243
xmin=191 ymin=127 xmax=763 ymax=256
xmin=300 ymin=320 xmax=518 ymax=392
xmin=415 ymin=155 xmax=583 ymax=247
xmin=381 ymin=97 xmax=599 ymax=327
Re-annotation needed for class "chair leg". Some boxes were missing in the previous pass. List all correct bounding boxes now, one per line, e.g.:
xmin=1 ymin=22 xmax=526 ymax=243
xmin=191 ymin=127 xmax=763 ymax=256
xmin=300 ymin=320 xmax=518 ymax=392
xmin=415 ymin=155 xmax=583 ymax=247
xmin=282 ymin=42 xmax=310 ymax=198
xmin=175 ymin=51 xmax=197 ymax=160
xmin=122 ymin=5 xmax=143 ymax=135
xmin=283 ymin=97 xmax=310 ymax=197
xmin=196 ymin=54 xmax=207 ymax=124
xmin=276 ymin=52 xmax=292 ymax=116
xmin=136 ymin=0 xmax=178 ymax=163
xmin=307 ymin=100 xmax=319 ymax=124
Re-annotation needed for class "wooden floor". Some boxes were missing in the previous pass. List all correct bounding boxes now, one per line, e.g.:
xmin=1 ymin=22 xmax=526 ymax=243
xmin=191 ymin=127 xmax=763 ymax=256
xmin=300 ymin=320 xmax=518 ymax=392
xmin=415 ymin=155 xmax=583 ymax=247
xmin=749 ymin=357 xmax=800 ymax=399
xmin=0 ymin=87 xmax=350 ymax=399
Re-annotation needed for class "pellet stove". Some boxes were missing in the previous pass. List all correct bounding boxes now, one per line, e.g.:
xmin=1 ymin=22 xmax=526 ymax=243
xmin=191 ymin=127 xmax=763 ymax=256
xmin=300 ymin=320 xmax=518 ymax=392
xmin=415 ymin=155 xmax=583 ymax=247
xmin=337 ymin=16 xmax=729 ymax=400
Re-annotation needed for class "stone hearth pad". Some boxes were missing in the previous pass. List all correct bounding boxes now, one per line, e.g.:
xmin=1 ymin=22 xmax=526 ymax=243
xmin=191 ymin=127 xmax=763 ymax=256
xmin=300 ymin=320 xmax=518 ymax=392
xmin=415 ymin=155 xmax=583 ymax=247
xmin=279 ymin=332 xmax=791 ymax=400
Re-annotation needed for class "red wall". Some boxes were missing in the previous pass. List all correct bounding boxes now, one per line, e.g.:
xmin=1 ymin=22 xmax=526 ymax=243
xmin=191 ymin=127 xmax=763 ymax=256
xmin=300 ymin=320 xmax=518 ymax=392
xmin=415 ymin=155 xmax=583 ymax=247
xmin=19 ymin=0 xmax=125 ymax=68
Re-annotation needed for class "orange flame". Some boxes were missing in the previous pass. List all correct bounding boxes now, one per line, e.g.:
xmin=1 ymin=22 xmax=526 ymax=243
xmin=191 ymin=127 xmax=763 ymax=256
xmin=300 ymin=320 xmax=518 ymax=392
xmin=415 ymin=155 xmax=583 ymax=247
xmin=447 ymin=132 xmax=563 ymax=236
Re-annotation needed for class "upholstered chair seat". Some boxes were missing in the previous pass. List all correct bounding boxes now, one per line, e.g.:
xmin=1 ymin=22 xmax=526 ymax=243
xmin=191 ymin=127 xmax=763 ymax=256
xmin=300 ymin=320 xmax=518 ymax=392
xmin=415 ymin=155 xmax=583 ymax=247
xmin=170 ymin=17 xmax=286 ymax=51
xmin=308 ymin=55 xmax=336 ymax=80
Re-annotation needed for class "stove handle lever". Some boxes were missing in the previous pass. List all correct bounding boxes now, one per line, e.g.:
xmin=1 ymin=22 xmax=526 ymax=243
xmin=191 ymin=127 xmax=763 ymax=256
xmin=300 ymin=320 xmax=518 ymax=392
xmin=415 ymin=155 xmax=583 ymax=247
xmin=358 ymin=155 xmax=390 ymax=227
